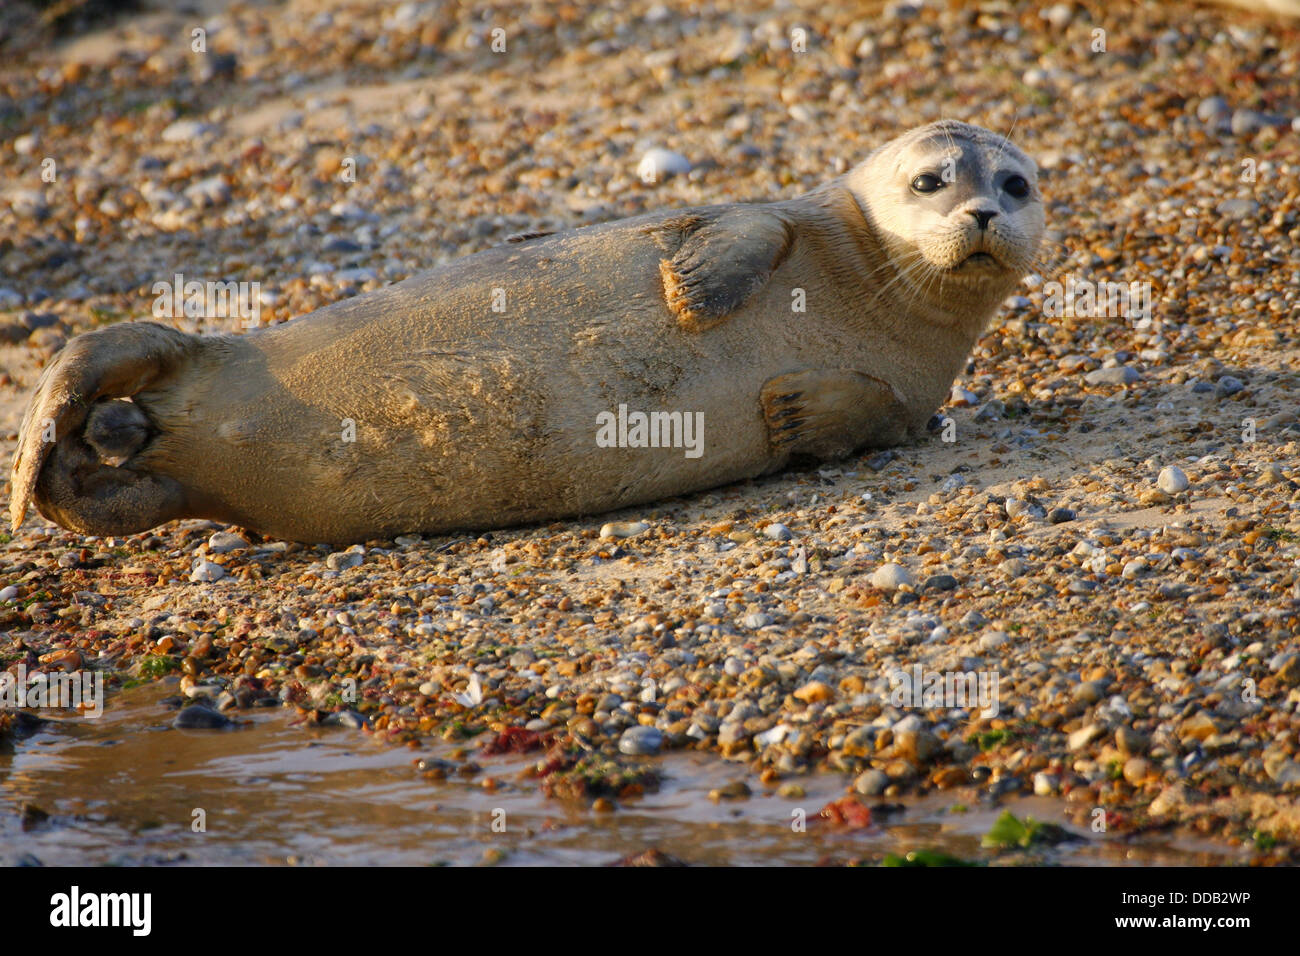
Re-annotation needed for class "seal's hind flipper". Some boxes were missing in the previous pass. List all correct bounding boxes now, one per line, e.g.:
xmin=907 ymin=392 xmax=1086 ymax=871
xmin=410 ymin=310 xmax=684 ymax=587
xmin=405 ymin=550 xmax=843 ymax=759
xmin=761 ymin=368 xmax=909 ymax=459
xmin=9 ymin=321 xmax=196 ymax=534
xmin=647 ymin=209 xmax=794 ymax=333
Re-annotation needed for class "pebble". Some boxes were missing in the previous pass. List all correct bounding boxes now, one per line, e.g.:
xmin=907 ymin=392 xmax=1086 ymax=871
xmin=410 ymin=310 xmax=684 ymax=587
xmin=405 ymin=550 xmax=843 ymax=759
xmin=189 ymin=560 xmax=227 ymax=583
xmin=854 ymin=769 xmax=889 ymax=796
xmin=1195 ymin=96 xmax=1230 ymax=125
xmin=870 ymin=563 xmax=914 ymax=591
xmin=1068 ymin=724 xmax=1103 ymax=752
xmin=763 ymin=522 xmax=793 ymax=541
xmin=208 ymin=532 xmax=250 ymax=553
xmin=949 ymin=386 xmax=978 ymax=406
xmin=173 ymin=706 xmax=232 ymax=730
xmin=1084 ymin=366 xmax=1140 ymax=386
xmin=1122 ymin=757 xmax=1150 ymax=785
xmin=326 ymin=549 xmax=364 ymax=571
xmin=161 ymin=119 xmax=218 ymax=142
xmin=1229 ymin=109 xmax=1265 ymax=137
xmin=636 ymin=148 xmax=690 ymax=183
xmin=1214 ymin=375 xmax=1244 ymax=397
xmin=1157 ymin=466 xmax=1189 ymax=495
xmin=793 ymin=681 xmax=834 ymax=704
xmin=618 ymin=726 xmax=664 ymax=756
xmin=599 ymin=521 xmax=648 ymax=540
xmin=922 ymin=573 xmax=957 ymax=592
xmin=1215 ymin=198 xmax=1259 ymax=220
xmin=0 ymin=586 xmax=17 ymax=602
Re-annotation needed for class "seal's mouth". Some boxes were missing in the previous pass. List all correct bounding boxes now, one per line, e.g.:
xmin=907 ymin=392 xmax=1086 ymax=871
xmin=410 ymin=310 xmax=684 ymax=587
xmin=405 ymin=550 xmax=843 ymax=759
xmin=957 ymin=252 xmax=997 ymax=268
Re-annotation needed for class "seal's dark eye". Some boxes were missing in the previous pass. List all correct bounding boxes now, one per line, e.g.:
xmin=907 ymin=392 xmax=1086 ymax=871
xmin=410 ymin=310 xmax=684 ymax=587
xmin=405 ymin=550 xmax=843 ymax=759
xmin=910 ymin=173 xmax=943 ymax=194
xmin=1004 ymin=174 xmax=1030 ymax=199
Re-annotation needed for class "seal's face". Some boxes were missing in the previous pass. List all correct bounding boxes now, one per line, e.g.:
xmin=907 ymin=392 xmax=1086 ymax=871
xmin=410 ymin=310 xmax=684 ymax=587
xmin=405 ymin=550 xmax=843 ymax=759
xmin=852 ymin=121 xmax=1044 ymax=298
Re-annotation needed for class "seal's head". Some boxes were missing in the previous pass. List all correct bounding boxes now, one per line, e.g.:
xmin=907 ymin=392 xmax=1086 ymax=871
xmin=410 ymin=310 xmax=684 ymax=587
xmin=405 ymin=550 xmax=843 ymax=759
xmin=847 ymin=120 xmax=1044 ymax=309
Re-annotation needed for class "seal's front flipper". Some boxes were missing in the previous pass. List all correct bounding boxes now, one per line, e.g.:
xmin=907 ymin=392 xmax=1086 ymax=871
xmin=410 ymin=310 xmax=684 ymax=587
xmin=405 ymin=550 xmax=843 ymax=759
xmin=761 ymin=368 xmax=910 ymax=459
xmin=647 ymin=209 xmax=794 ymax=333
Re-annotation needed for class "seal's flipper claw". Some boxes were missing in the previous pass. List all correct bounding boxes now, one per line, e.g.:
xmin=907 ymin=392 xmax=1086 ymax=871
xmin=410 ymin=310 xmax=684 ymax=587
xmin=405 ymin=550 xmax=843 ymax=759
xmin=647 ymin=209 xmax=794 ymax=333
xmin=9 ymin=322 xmax=195 ymax=534
xmin=761 ymin=368 xmax=910 ymax=459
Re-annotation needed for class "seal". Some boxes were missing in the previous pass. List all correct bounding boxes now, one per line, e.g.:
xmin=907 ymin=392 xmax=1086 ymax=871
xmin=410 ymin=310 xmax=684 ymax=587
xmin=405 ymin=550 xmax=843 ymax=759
xmin=9 ymin=120 xmax=1044 ymax=543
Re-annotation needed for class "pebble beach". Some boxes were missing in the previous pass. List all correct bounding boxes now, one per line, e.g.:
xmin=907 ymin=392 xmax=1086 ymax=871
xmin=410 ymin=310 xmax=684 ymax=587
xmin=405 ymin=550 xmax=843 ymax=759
xmin=1 ymin=0 xmax=1299 ymax=865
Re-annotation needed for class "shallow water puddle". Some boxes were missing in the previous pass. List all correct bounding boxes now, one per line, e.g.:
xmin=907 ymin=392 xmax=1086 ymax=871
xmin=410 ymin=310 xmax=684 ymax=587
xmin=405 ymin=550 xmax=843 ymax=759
xmin=0 ymin=682 xmax=1246 ymax=866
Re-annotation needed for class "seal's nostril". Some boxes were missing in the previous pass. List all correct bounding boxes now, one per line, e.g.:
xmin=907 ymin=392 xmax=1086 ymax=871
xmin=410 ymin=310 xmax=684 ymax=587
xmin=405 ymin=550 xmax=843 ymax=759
xmin=969 ymin=209 xmax=997 ymax=230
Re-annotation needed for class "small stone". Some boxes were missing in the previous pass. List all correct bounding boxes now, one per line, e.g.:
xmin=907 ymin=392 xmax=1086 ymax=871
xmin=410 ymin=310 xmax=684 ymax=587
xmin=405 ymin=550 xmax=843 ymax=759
xmin=0 ymin=585 xmax=17 ymax=602
xmin=1122 ymin=757 xmax=1150 ymax=785
xmin=1084 ymin=366 xmax=1140 ymax=386
xmin=1073 ymin=681 xmax=1104 ymax=704
xmin=208 ymin=531 xmax=250 ymax=554
xmin=1033 ymin=771 xmax=1058 ymax=796
xmin=854 ymin=769 xmax=889 ymax=796
xmin=793 ymin=681 xmax=834 ymax=704
xmin=709 ymin=781 xmax=751 ymax=801
xmin=1229 ymin=109 xmax=1264 ymax=137
xmin=1214 ymin=375 xmax=1245 ymax=398
xmin=1048 ymin=507 xmax=1076 ymax=524
xmin=894 ymin=728 xmax=940 ymax=764
xmin=1148 ymin=784 xmax=1186 ymax=817
xmin=195 ymin=51 xmax=238 ymax=82
xmin=1216 ymin=198 xmax=1259 ymax=220
xmin=189 ymin=560 xmax=227 ymax=583
xmin=184 ymin=175 xmax=230 ymax=207
xmin=978 ymin=630 xmax=1009 ymax=651
xmin=173 ymin=705 xmax=232 ymax=730
xmin=763 ymin=522 xmax=793 ymax=541
xmin=1116 ymin=726 xmax=1149 ymax=756
xmin=323 ymin=236 xmax=362 ymax=253
xmin=741 ymin=612 xmax=774 ymax=629
xmin=949 ymin=385 xmax=978 ymax=406
xmin=326 ymin=549 xmax=364 ymax=571
xmin=636 ymin=148 xmax=690 ymax=183
xmin=870 ymin=563 xmax=913 ymax=591
xmin=1179 ymin=712 xmax=1217 ymax=742
xmin=1157 ymin=465 xmax=1189 ymax=495
xmin=619 ymin=726 xmax=664 ymax=756
xmin=600 ymin=520 xmax=648 ymax=540
xmin=161 ymin=119 xmax=218 ymax=142
xmin=1040 ymin=3 xmax=1074 ymax=29
xmin=1068 ymin=723 xmax=1103 ymax=751
xmin=1196 ymin=96 xmax=1231 ymax=124
xmin=922 ymin=573 xmax=957 ymax=592
xmin=1258 ymin=464 xmax=1285 ymax=486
